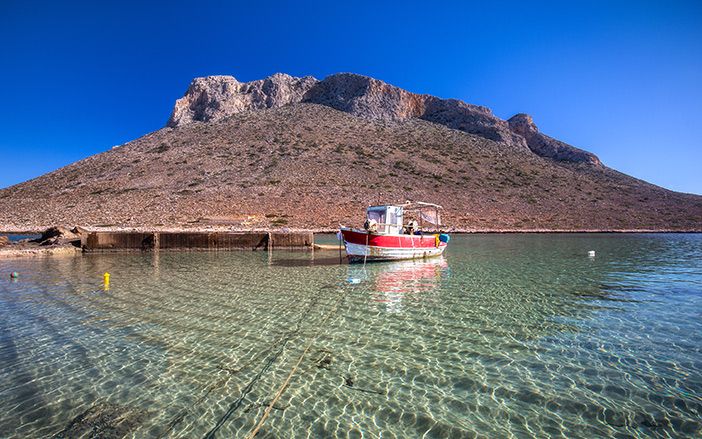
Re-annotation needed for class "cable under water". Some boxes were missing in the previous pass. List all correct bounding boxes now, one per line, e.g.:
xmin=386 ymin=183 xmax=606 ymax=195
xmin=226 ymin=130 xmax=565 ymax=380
xmin=244 ymin=280 xmax=353 ymax=438
xmin=190 ymin=279 xmax=355 ymax=439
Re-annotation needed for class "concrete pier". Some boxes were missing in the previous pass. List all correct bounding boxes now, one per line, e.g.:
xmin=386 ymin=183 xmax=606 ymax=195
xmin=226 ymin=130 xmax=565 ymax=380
xmin=269 ymin=231 xmax=313 ymax=249
xmin=85 ymin=232 xmax=155 ymax=251
xmin=83 ymin=231 xmax=313 ymax=252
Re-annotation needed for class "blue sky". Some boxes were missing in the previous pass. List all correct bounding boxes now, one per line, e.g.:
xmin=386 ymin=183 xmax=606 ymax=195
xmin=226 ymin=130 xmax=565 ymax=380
xmin=1 ymin=1 xmax=701 ymax=194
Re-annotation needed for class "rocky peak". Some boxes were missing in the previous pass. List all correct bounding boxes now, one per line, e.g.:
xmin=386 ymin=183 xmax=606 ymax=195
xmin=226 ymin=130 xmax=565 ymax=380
xmin=303 ymin=73 xmax=425 ymax=120
xmin=421 ymin=98 xmax=527 ymax=147
xmin=165 ymin=71 xmax=602 ymax=166
xmin=166 ymin=73 xmax=318 ymax=127
xmin=507 ymin=113 xmax=602 ymax=166
xmin=303 ymin=73 xmax=526 ymax=147
xmin=506 ymin=113 xmax=537 ymax=136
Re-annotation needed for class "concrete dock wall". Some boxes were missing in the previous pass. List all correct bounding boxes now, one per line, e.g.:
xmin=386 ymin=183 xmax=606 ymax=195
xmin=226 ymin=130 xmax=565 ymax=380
xmin=84 ymin=232 xmax=155 ymax=251
xmin=158 ymin=232 xmax=269 ymax=250
xmin=269 ymin=231 xmax=313 ymax=249
xmin=83 ymin=231 xmax=312 ymax=252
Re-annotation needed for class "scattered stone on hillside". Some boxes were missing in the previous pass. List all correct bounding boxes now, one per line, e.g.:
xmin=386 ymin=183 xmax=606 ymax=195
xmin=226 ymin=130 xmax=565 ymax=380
xmin=507 ymin=113 xmax=602 ymax=166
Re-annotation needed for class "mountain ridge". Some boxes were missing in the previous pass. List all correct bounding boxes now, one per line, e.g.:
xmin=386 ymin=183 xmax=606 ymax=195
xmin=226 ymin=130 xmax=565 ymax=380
xmin=168 ymin=72 xmax=600 ymax=165
xmin=0 ymin=73 xmax=699 ymax=231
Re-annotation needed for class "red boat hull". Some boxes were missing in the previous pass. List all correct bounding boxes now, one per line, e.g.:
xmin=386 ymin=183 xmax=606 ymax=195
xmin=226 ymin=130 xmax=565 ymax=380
xmin=340 ymin=228 xmax=447 ymax=262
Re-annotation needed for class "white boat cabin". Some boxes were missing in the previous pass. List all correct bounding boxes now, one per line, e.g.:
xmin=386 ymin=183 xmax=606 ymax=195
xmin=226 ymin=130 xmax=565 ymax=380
xmin=366 ymin=205 xmax=404 ymax=235
xmin=364 ymin=202 xmax=442 ymax=235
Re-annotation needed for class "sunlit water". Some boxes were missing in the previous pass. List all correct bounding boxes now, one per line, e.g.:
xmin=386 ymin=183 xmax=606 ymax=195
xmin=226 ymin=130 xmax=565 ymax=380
xmin=1 ymin=234 xmax=701 ymax=438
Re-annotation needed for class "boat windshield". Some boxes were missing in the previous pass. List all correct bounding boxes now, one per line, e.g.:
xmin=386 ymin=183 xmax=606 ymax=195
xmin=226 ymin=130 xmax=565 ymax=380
xmin=367 ymin=206 xmax=404 ymax=234
xmin=367 ymin=209 xmax=386 ymax=224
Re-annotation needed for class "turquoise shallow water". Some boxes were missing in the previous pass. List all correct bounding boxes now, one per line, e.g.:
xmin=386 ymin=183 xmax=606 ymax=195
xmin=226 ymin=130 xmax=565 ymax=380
xmin=0 ymin=234 xmax=701 ymax=438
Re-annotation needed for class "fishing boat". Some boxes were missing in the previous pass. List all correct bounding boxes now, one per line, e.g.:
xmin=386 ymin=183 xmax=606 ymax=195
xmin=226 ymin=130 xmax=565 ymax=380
xmin=339 ymin=202 xmax=450 ymax=263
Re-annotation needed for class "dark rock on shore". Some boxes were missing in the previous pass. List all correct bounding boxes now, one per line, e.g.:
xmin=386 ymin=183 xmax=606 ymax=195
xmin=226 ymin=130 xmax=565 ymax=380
xmin=33 ymin=226 xmax=81 ymax=246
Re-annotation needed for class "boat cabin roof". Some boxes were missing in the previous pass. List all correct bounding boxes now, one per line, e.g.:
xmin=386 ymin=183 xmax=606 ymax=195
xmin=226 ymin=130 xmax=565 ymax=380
xmin=367 ymin=201 xmax=443 ymax=211
xmin=365 ymin=201 xmax=443 ymax=229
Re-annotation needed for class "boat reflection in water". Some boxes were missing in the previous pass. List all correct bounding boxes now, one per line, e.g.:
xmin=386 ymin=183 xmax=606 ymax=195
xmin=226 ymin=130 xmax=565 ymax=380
xmin=349 ymin=257 xmax=449 ymax=313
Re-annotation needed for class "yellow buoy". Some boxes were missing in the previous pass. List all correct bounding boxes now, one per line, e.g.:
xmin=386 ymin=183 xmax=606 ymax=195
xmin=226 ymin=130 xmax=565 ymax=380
xmin=103 ymin=272 xmax=110 ymax=291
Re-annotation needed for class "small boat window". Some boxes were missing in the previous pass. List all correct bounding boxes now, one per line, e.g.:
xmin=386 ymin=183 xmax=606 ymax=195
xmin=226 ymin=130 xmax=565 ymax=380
xmin=387 ymin=210 xmax=396 ymax=226
xmin=367 ymin=209 xmax=386 ymax=224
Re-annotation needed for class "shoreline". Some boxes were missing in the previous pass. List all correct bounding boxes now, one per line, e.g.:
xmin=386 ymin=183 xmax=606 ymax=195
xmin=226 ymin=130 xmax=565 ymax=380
xmin=2 ymin=226 xmax=700 ymax=259
xmin=2 ymin=227 xmax=701 ymax=235
xmin=0 ymin=245 xmax=81 ymax=259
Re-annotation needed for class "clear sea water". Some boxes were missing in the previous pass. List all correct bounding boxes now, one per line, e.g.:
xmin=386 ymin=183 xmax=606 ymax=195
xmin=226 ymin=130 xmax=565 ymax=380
xmin=0 ymin=234 xmax=700 ymax=438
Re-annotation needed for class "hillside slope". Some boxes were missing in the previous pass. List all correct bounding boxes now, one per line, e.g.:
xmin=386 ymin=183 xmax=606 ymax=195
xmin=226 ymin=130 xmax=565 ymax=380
xmin=1 ymin=103 xmax=700 ymax=231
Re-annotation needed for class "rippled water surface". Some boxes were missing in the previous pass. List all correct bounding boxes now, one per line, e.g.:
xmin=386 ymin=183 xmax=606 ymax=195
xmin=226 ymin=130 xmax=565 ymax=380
xmin=1 ymin=234 xmax=701 ymax=438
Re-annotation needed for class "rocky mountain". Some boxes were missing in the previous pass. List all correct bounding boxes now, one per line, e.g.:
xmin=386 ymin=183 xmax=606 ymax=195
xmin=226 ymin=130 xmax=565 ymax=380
xmin=0 ymin=73 xmax=700 ymax=231
xmin=167 ymin=73 xmax=318 ymax=127
xmin=507 ymin=113 xmax=601 ymax=165
xmin=167 ymin=73 xmax=597 ymax=164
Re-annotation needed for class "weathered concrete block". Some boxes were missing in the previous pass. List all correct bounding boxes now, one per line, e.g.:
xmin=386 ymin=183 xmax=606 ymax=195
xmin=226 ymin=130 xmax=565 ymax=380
xmin=82 ymin=231 xmax=311 ymax=251
xmin=85 ymin=232 xmax=155 ymax=251
xmin=269 ymin=231 xmax=313 ymax=248
xmin=158 ymin=232 xmax=269 ymax=250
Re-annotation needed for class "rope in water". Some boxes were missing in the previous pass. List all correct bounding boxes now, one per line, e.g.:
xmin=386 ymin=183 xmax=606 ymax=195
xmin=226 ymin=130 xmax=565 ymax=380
xmin=201 ymin=287 xmax=329 ymax=439
xmin=244 ymin=285 xmax=349 ymax=438
xmin=363 ymin=232 xmax=369 ymax=268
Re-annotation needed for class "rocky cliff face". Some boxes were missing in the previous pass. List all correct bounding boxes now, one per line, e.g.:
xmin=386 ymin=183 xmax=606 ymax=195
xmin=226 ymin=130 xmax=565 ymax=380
xmin=507 ymin=114 xmax=601 ymax=165
xmin=165 ymin=72 xmax=599 ymax=166
xmin=421 ymin=97 xmax=526 ymax=148
xmin=166 ymin=73 xmax=318 ymax=127
xmin=302 ymin=72 xmax=426 ymax=120
xmin=304 ymin=73 xmax=527 ymax=148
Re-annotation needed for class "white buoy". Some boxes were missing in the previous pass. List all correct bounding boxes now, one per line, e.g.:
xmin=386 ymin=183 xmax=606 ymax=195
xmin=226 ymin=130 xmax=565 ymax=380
xmin=588 ymin=250 xmax=596 ymax=258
